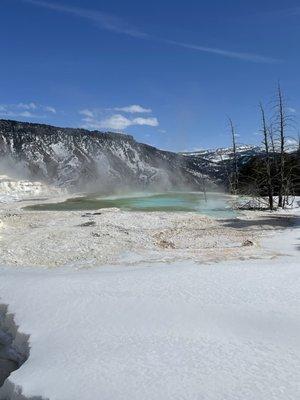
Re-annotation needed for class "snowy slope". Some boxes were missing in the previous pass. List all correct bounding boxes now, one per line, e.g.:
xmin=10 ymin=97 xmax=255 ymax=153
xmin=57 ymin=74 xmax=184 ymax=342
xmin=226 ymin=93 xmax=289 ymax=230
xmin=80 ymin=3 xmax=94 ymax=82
xmin=0 ymin=119 xmax=210 ymax=192
xmin=182 ymin=144 xmax=262 ymax=163
xmin=182 ymin=142 xmax=299 ymax=163
xmin=0 ymin=217 xmax=299 ymax=400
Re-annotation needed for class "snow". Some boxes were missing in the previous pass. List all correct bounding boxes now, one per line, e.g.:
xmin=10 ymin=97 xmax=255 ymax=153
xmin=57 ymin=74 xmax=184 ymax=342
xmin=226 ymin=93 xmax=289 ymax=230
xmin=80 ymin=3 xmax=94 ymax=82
xmin=0 ymin=175 xmax=62 ymax=203
xmin=182 ymin=142 xmax=299 ymax=165
xmin=0 ymin=210 xmax=299 ymax=400
xmin=50 ymin=142 xmax=70 ymax=160
xmin=0 ymin=205 xmax=277 ymax=268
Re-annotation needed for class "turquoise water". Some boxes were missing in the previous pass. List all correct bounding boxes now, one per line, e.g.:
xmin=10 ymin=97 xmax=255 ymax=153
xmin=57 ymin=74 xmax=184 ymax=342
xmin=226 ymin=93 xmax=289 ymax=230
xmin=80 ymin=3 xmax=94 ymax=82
xmin=25 ymin=192 xmax=236 ymax=218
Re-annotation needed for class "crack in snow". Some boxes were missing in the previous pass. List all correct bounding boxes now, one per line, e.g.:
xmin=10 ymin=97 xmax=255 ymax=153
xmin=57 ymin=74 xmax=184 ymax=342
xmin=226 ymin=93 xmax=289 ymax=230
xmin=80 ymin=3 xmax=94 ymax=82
xmin=0 ymin=305 xmax=43 ymax=400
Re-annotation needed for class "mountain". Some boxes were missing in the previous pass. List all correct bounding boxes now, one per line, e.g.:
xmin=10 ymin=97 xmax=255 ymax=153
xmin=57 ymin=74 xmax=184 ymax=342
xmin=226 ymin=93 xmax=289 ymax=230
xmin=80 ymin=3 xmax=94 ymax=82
xmin=180 ymin=145 xmax=263 ymax=186
xmin=181 ymin=145 xmax=262 ymax=162
xmin=181 ymin=142 xmax=300 ymax=188
xmin=181 ymin=142 xmax=299 ymax=164
xmin=1 ymin=119 xmax=299 ymax=199
xmin=0 ymin=119 xmax=213 ymax=192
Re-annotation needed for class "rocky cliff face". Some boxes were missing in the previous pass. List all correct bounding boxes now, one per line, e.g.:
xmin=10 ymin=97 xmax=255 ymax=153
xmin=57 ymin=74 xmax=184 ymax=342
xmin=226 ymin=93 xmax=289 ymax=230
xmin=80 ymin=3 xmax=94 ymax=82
xmin=0 ymin=119 xmax=212 ymax=192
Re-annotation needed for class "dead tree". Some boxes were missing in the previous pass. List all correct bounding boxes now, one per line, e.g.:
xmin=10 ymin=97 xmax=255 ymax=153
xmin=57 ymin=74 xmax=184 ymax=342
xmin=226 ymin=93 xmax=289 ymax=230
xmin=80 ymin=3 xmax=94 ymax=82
xmin=228 ymin=118 xmax=239 ymax=195
xmin=276 ymin=84 xmax=287 ymax=208
xmin=219 ymin=152 xmax=232 ymax=192
xmin=201 ymin=173 xmax=208 ymax=203
xmin=268 ymin=125 xmax=277 ymax=168
xmin=259 ymin=103 xmax=274 ymax=210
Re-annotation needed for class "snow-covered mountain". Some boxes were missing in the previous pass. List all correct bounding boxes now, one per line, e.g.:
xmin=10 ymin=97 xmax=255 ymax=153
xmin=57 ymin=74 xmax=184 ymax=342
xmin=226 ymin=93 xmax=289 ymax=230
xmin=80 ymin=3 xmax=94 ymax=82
xmin=0 ymin=119 xmax=211 ymax=192
xmin=182 ymin=142 xmax=299 ymax=181
xmin=1 ymin=119 xmax=297 ymax=194
xmin=182 ymin=145 xmax=261 ymax=162
xmin=182 ymin=142 xmax=299 ymax=163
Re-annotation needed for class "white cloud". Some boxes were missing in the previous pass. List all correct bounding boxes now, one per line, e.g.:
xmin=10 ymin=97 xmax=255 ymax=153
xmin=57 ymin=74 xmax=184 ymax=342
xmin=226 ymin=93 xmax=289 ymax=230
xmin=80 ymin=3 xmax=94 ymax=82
xmin=100 ymin=114 xmax=132 ymax=130
xmin=19 ymin=111 xmax=36 ymax=117
xmin=45 ymin=106 xmax=57 ymax=113
xmin=0 ymin=109 xmax=44 ymax=119
xmin=79 ymin=109 xmax=95 ymax=118
xmin=17 ymin=102 xmax=37 ymax=110
xmin=79 ymin=104 xmax=158 ymax=131
xmin=81 ymin=113 xmax=159 ymax=131
xmin=285 ymin=138 xmax=298 ymax=145
xmin=114 ymin=105 xmax=152 ymax=113
xmin=132 ymin=117 xmax=158 ymax=127
xmin=287 ymin=107 xmax=296 ymax=114
xmin=0 ymin=102 xmax=57 ymax=119
xmin=79 ymin=117 xmax=99 ymax=130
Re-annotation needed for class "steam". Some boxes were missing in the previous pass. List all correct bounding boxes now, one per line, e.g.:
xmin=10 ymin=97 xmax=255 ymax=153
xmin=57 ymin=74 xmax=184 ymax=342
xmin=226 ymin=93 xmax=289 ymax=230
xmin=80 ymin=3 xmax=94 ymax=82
xmin=0 ymin=156 xmax=31 ymax=181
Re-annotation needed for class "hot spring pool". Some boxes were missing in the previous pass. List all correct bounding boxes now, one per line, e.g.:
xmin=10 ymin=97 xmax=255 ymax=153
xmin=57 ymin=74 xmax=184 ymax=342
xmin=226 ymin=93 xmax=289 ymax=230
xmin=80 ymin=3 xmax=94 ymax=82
xmin=25 ymin=192 xmax=236 ymax=218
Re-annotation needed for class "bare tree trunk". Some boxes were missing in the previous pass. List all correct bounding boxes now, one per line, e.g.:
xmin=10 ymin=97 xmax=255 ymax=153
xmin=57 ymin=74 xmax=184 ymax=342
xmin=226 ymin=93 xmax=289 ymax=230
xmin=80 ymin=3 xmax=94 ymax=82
xmin=201 ymin=173 xmax=207 ymax=203
xmin=229 ymin=118 xmax=239 ymax=195
xmin=277 ymin=84 xmax=286 ymax=208
xmin=269 ymin=125 xmax=277 ymax=165
xmin=260 ymin=103 xmax=274 ymax=210
xmin=219 ymin=153 xmax=232 ymax=193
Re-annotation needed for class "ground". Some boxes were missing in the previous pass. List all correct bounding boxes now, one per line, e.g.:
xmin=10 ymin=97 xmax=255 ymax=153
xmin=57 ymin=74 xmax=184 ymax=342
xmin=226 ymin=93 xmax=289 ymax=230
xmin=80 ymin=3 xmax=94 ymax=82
xmin=0 ymin=197 xmax=298 ymax=267
xmin=0 ymin=196 xmax=299 ymax=400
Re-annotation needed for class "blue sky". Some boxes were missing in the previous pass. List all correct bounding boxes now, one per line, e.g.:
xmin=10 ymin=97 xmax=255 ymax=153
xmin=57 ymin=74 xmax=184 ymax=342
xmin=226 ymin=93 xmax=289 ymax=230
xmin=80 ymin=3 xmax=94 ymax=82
xmin=1 ymin=0 xmax=300 ymax=151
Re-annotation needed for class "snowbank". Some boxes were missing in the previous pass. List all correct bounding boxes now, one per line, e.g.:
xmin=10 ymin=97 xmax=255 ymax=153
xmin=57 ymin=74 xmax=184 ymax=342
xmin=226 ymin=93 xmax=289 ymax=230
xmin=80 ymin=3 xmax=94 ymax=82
xmin=0 ymin=305 xmax=29 ymax=388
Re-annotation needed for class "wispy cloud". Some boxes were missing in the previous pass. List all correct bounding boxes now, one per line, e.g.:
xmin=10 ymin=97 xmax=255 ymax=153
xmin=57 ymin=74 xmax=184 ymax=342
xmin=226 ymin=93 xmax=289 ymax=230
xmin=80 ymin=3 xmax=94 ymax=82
xmin=164 ymin=40 xmax=280 ymax=63
xmin=45 ymin=106 xmax=57 ymax=114
xmin=17 ymin=102 xmax=37 ymax=110
xmin=114 ymin=105 xmax=152 ymax=113
xmin=79 ymin=109 xmax=95 ymax=118
xmin=0 ymin=102 xmax=57 ymax=119
xmin=22 ymin=0 xmax=280 ymax=63
xmin=23 ymin=0 xmax=149 ymax=38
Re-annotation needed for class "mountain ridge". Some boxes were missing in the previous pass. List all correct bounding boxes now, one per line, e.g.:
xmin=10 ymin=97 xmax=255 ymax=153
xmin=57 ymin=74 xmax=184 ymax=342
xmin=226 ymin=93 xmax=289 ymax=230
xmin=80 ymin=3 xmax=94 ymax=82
xmin=0 ymin=119 xmax=212 ymax=192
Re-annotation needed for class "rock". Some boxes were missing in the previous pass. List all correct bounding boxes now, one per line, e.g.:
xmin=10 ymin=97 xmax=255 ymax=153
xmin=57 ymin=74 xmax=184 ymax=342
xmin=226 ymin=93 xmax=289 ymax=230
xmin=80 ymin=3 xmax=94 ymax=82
xmin=92 ymin=232 xmax=101 ymax=237
xmin=78 ymin=221 xmax=96 ymax=227
xmin=82 ymin=212 xmax=102 ymax=218
xmin=158 ymin=240 xmax=175 ymax=249
xmin=242 ymin=240 xmax=254 ymax=247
